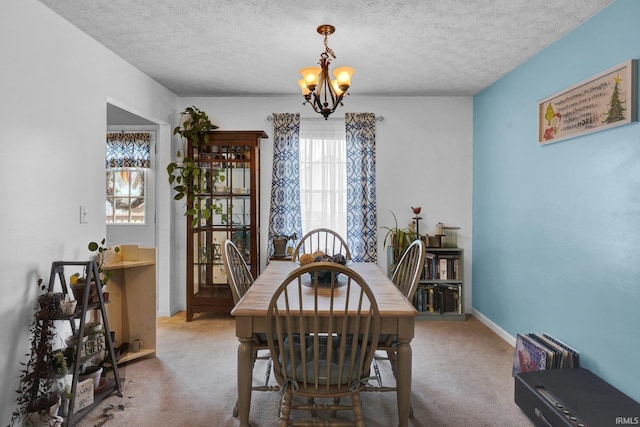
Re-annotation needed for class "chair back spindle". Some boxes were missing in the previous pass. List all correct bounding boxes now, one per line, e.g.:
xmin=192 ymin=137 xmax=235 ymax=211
xmin=292 ymin=228 xmax=352 ymax=262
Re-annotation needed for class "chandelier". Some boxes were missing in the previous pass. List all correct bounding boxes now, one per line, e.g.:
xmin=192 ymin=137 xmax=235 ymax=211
xmin=298 ymin=25 xmax=354 ymax=120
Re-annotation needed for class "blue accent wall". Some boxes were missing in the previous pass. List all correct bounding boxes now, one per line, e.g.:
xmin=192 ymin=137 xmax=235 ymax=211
xmin=473 ymin=0 xmax=640 ymax=401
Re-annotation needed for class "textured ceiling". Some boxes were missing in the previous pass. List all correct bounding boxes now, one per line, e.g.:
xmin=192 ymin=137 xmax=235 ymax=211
xmin=39 ymin=0 xmax=614 ymax=97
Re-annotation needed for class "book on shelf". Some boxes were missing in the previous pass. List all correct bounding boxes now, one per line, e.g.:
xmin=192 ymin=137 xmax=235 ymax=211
xmin=428 ymin=286 xmax=435 ymax=312
xmin=414 ymin=283 xmax=461 ymax=314
xmin=422 ymin=254 xmax=460 ymax=281
xmin=443 ymin=255 xmax=460 ymax=280
xmin=438 ymin=258 xmax=447 ymax=279
xmin=422 ymin=257 xmax=433 ymax=280
xmin=512 ymin=332 xmax=580 ymax=376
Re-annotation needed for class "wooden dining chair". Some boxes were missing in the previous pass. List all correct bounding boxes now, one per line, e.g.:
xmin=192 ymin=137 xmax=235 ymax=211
xmin=221 ymin=240 xmax=278 ymax=417
xmin=292 ymin=228 xmax=352 ymax=262
xmin=266 ymin=262 xmax=381 ymax=426
xmin=222 ymin=239 xmax=255 ymax=306
xmin=391 ymin=238 xmax=425 ymax=304
xmin=367 ymin=239 xmax=425 ymax=413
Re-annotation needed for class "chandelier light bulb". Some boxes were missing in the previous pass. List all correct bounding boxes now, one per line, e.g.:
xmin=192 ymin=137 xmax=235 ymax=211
xmin=299 ymin=67 xmax=321 ymax=91
xmin=332 ymin=66 xmax=354 ymax=91
xmin=298 ymin=79 xmax=311 ymax=96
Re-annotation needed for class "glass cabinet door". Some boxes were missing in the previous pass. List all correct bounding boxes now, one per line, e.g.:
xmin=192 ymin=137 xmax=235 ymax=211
xmin=186 ymin=131 xmax=265 ymax=321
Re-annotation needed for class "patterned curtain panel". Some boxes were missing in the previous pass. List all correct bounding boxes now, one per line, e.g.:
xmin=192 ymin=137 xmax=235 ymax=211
xmin=268 ymin=113 xmax=302 ymax=250
xmin=345 ymin=113 xmax=377 ymax=262
xmin=106 ymin=132 xmax=151 ymax=168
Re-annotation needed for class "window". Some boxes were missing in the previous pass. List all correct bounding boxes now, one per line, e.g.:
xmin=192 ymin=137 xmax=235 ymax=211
xmin=299 ymin=118 xmax=347 ymax=238
xmin=269 ymin=113 xmax=376 ymax=262
xmin=105 ymin=132 xmax=151 ymax=224
xmin=106 ymin=168 xmax=146 ymax=223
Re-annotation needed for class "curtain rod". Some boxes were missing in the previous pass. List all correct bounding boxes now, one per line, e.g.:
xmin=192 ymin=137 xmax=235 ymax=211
xmin=266 ymin=115 xmax=384 ymax=122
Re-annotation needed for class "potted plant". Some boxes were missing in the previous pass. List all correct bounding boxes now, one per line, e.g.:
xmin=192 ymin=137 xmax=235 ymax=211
xmin=9 ymin=279 xmax=68 ymax=426
xmin=381 ymin=211 xmax=418 ymax=271
xmin=88 ymin=238 xmax=120 ymax=286
xmin=167 ymin=106 xmax=224 ymax=227
xmin=50 ymin=349 xmax=70 ymax=378
xmin=271 ymin=233 xmax=297 ymax=257
xmin=70 ymin=239 xmax=120 ymax=303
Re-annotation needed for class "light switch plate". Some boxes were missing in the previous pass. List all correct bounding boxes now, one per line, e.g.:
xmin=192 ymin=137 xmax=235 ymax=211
xmin=80 ymin=206 xmax=88 ymax=223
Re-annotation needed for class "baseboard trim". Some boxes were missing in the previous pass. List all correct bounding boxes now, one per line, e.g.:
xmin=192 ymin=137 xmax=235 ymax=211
xmin=470 ymin=308 xmax=516 ymax=347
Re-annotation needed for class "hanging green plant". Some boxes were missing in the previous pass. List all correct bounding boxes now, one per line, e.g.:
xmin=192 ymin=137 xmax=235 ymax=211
xmin=9 ymin=279 xmax=68 ymax=426
xmin=167 ymin=106 xmax=224 ymax=227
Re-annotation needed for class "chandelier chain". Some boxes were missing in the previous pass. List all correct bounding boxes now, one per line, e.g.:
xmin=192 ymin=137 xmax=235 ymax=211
xmin=323 ymin=34 xmax=336 ymax=60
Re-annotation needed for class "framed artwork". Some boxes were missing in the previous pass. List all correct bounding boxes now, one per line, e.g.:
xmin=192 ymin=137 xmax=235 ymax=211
xmin=538 ymin=59 xmax=637 ymax=145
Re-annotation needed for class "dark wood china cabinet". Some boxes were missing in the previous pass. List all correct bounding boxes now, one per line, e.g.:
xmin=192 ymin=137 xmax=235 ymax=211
xmin=186 ymin=130 xmax=267 ymax=321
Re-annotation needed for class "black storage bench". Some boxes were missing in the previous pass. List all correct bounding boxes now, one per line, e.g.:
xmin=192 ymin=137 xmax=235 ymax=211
xmin=515 ymin=368 xmax=640 ymax=427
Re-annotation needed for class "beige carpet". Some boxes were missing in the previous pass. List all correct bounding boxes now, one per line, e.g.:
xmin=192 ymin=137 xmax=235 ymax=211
xmin=76 ymin=312 xmax=534 ymax=427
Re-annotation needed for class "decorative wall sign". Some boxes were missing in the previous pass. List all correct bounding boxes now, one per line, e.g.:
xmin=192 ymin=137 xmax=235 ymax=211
xmin=538 ymin=59 xmax=637 ymax=145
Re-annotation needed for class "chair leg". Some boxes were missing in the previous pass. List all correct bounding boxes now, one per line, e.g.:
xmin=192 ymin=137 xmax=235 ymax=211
xmin=331 ymin=397 xmax=340 ymax=417
xmin=352 ymin=392 xmax=365 ymax=427
xmin=309 ymin=397 xmax=317 ymax=417
xmin=264 ymin=357 xmax=272 ymax=386
xmin=280 ymin=389 xmax=292 ymax=427
xmin=372 ymin=358 xmax=383 ymax=387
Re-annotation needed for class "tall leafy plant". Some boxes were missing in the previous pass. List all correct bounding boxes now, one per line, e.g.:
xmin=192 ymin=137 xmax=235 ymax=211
xmin=167 ymin=106 xmax=223 ymax=227
xmin=381 ymin=211 xmax=418 ymax=269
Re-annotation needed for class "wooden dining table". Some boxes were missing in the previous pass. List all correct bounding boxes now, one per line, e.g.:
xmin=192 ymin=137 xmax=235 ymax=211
xmin=231 ymin=261 xmax=418 ymax=427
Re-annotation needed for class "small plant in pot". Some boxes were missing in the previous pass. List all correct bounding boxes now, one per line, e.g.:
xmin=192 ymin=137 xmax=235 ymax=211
xmin=70 ymin=239 xmax=120 ymax=303
xmin=167 ymin=106 xmax=224 ymax=227
xmin=87 ymin=238 xmax=119 ymax=285
xmin=381 ymin=211 xmax=418 ymax=272
xmin=271 ymin=233 xmax=297 ymax=257
xmin=9 ymin=279 xmax=68 ymax=426
xmin=88 ymin=238 xmax=120 ymax=302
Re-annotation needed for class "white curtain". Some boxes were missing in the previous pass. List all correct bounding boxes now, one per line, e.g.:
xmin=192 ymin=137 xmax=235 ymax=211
xmin=299 ymin=118 xmax=347 ymax=238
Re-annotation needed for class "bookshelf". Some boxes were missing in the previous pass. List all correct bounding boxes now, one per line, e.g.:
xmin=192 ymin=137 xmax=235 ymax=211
xmin=414 ymin=247 xmax=465 ymax=321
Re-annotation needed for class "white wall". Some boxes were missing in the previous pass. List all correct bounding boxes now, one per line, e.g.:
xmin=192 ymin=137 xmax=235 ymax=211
xmin=0 ymin=1 xmax=179 ymax=422
xmin=176 ymin=96 xmax=473 ymax=312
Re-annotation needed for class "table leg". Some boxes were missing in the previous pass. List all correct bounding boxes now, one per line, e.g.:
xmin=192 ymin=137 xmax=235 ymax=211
xmin=396 ymin=338 xmax=412 ymax=427
xmin=237 ymin=337 xmax=254 ymax=427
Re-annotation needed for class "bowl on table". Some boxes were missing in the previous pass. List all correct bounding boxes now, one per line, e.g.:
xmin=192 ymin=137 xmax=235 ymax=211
xmin=297 ymin=254 xmax=351 ymax=285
